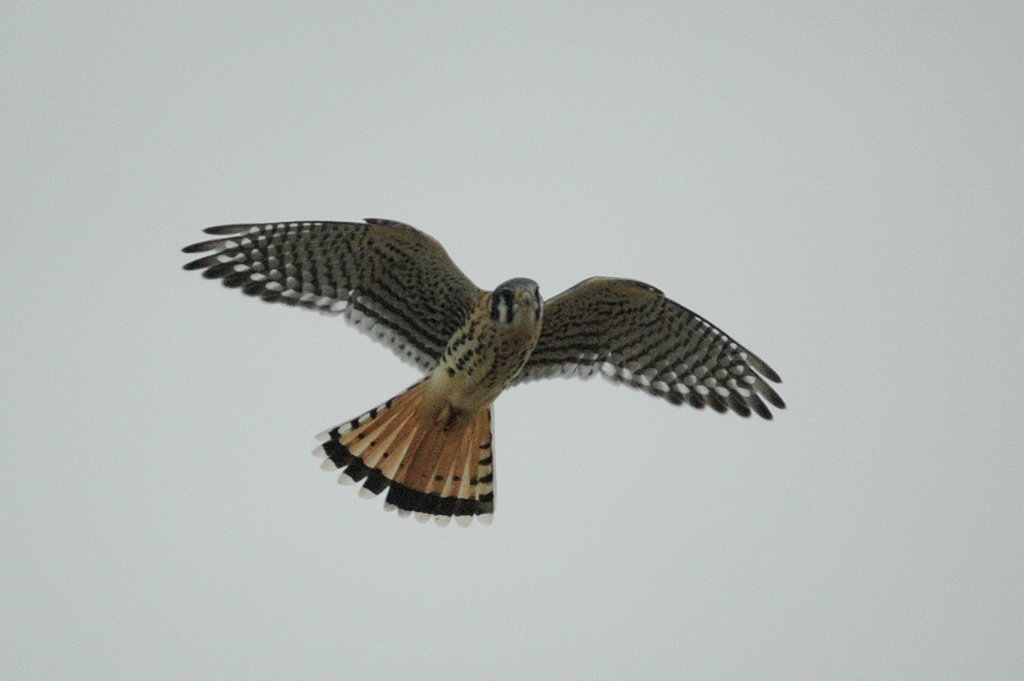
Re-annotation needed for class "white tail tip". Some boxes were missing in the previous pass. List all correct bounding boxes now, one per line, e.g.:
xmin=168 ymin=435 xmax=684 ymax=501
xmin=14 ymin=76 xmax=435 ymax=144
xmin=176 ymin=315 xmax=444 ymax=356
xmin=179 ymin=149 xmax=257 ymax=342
xmin=337 ymin=472 xmax=355 ymax=485
xmin=319 ymin=457 xmax=337 ymax=471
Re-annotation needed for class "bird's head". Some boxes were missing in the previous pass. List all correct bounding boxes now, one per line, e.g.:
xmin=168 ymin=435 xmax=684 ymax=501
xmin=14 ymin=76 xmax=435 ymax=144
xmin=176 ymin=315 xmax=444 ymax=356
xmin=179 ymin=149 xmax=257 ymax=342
xmin=491 ymin=278 xmax=542 ymax=327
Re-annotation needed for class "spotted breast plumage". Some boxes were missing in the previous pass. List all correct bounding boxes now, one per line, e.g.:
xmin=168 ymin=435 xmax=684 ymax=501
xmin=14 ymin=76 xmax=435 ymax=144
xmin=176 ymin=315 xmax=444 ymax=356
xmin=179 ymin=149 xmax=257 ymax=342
xmin=183 ymin=219 xmax=784 ymax=525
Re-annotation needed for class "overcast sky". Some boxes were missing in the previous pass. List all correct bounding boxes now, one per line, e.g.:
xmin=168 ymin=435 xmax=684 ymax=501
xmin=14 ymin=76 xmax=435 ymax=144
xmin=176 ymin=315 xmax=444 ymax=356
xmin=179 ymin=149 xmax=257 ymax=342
xmin=2 ymin=2 xmax=1021 ymax=679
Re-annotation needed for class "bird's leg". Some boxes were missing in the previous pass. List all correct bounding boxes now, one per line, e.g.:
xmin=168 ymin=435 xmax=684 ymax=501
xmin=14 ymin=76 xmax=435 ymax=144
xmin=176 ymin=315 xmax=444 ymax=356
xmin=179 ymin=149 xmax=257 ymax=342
xmin=436 ymin=401 xmax=471 ymax=432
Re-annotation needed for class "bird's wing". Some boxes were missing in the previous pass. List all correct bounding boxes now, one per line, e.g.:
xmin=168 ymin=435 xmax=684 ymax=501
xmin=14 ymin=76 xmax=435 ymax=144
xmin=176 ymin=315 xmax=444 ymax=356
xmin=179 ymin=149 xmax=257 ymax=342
xmin=515 ymin=277 xmax=784 ymax=419
xmin=183 ymin=219 xmax=481 ymax=372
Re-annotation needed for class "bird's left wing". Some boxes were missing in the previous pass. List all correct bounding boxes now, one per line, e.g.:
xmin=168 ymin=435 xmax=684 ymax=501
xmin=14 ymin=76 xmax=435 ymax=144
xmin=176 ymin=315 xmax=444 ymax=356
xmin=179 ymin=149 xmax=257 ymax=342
xmin=514 ymin=277 xmax=785 ymax=419
xmin=183 ymin=219 xmax=481 ymax=372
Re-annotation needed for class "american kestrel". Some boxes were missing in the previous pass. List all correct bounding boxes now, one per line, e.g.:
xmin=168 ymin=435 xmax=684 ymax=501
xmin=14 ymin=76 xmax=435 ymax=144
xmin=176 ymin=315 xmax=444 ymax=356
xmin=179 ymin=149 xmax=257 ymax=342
xmin=183 ymin=219 xmax=784 ymax=525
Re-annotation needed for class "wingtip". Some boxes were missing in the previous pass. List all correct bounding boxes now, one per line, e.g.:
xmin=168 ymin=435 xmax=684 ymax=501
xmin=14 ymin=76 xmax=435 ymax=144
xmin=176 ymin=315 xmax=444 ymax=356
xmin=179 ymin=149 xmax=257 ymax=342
xmin=746 ymin=353 xmax=782 ymax=384
xmin=202 ymin=224 xmax=251 ymax=235
xmin=181 ymin=241 xmax=214 ymax=254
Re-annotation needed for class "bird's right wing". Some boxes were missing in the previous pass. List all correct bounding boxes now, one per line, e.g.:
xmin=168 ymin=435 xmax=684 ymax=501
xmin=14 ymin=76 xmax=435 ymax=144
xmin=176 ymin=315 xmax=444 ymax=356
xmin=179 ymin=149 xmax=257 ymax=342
xmin=183 ymin=219 xmax=481 ymax=372
xmin=515 ymin=277 xmax=784 ymax=419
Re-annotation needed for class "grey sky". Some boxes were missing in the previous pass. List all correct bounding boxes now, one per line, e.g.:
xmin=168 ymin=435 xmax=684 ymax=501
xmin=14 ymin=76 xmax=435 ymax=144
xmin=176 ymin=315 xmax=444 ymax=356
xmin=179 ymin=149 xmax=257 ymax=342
xmin=2 ymin=2 xmax=1021 ymax=679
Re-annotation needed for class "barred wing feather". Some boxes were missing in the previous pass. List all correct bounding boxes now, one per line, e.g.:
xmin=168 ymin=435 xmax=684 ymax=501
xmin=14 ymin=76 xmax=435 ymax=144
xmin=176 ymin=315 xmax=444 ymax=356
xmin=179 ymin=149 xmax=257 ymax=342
xmin=183 ymin=219 xmax=481 ymax=372
xmin=516 ymin=277 xmax=785 ymax=419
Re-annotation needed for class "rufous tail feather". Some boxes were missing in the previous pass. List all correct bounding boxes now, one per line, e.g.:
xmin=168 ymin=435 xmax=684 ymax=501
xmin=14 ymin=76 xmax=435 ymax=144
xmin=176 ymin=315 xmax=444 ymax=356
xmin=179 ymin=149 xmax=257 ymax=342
xmin=313 ymin=380 xmax=495 ymax=525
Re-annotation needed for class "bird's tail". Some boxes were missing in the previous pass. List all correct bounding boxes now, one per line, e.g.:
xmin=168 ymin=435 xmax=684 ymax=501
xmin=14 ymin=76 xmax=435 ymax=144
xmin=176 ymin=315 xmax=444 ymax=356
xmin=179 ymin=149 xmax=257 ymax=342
xmin=313 ymin=380 xmax=495 ymax=525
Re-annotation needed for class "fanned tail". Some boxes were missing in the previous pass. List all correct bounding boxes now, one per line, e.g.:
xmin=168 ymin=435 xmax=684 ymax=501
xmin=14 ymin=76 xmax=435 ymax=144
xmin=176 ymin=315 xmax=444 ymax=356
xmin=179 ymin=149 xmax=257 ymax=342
xmin=313 ymin=380 xmax=495 ymax=526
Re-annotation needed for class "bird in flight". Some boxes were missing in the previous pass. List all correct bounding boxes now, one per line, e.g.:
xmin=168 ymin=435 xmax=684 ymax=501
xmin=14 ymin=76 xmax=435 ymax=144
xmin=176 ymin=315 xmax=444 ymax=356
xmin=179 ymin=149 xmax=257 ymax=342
xmin=183 ymin=219 xmax=784 ymax=525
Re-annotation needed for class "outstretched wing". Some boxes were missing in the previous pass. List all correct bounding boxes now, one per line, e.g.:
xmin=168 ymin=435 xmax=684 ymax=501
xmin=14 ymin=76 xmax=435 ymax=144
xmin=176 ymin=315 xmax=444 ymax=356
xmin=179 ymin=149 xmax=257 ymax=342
xmin=516 ymin=277 xmax=785 ymax=419
xmin=183 ymin=219 xmax=481 ymax=372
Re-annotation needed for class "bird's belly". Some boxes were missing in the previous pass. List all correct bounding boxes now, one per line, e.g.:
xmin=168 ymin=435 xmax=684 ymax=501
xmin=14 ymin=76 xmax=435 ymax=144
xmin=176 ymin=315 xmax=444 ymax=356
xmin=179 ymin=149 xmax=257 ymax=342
xmin=428 ymin=362 xmax=506 ymax=415
xmin=428 ymin=352 xmax=531 ymax=417
xmin=427 ymin=319 xmax=538 ymax=418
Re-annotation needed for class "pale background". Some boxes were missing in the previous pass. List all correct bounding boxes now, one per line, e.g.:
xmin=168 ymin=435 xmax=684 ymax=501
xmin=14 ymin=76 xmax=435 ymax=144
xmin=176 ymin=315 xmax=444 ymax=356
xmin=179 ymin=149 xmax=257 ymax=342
xmin=2 ymin=2 xmax=1021 ymax=679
